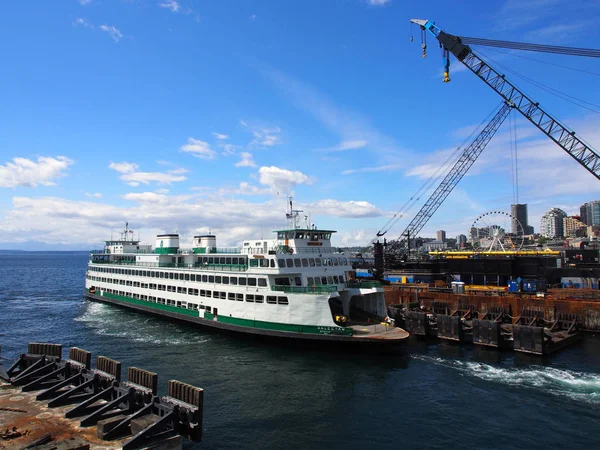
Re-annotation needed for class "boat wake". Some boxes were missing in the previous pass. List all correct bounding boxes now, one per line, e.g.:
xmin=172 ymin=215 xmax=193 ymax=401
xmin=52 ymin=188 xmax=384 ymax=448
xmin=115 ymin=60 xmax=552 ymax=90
xmin=74 ymin=302 xmax=211 ymax=346
xmin=413 ymin=355 xmax=600 ymax=404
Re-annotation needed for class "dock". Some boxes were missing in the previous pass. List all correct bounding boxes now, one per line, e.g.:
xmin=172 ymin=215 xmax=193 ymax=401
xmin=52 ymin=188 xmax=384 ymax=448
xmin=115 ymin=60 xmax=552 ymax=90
xmin=386 ymin=284 xmax=596 ymax=355
xmin=0 ymin=343 xmax=204 ymax=450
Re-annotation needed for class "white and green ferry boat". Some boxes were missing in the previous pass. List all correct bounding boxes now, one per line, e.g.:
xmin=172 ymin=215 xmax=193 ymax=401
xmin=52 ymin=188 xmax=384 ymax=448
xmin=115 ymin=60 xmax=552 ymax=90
xmin=84 ymin=206 xmax=409 ymax=347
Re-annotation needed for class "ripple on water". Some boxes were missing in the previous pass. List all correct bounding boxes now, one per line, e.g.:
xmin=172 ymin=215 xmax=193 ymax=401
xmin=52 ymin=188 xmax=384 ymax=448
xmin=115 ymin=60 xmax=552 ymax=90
xmin=74 ymin=302 xmax=211 ymax=346
xmin=413 ymin=354 xmax=600 ymax=404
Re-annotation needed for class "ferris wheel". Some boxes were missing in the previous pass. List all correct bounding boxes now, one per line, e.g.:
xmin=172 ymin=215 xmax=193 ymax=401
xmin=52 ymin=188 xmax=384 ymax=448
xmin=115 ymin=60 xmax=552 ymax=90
xmin=470 ymin=211 xmax=524 ymax=251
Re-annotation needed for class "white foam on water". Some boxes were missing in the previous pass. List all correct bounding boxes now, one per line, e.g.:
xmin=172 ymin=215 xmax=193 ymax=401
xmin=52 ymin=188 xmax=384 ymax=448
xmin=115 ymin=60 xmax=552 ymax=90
xmin=74 ymin=302 xmax=210 ymax=346
xmin=413 ymin=355 xmax=600 ymax=404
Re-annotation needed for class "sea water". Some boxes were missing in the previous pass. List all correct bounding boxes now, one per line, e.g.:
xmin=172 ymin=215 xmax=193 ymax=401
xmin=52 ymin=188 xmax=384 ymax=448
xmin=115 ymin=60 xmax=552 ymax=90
xmin=1 ymin=253 xmax=599 ymax=449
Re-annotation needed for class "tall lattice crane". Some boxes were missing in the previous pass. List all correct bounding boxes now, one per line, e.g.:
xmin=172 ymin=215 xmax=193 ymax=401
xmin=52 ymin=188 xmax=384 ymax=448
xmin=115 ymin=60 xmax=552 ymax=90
xmin=410 ymin=19 xmax=600 ymax=180
xmin=372 ymin=21 xmax=600 ymax=278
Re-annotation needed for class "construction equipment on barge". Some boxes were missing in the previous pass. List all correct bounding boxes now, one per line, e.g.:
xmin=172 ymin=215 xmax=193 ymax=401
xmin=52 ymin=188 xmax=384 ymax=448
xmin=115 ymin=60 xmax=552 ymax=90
xmin=0 ymin=343 xmax=204 ymax=449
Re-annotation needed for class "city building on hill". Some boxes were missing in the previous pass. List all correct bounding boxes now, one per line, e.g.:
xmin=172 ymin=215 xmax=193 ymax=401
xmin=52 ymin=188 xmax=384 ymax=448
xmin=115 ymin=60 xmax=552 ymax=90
xmin=564 ymin=216 xmax=587 ymax=237
xmin=424 ymin=240 xmax=446 ymax=252
xmin=436 ymin=230 xmax=446 ymax=242
xmin=456 ymin=234 xmax=467 ymax=248
xmin=540 ymin=207 xmax=567 ymax=238
xmin=580 ymin=200 xmax=600 ymax=226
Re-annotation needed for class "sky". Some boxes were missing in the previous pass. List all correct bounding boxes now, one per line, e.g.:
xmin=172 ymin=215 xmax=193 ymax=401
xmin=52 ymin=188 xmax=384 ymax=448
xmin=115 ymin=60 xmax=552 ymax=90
xmin=1 ymin=0 xmax=600 ymax=250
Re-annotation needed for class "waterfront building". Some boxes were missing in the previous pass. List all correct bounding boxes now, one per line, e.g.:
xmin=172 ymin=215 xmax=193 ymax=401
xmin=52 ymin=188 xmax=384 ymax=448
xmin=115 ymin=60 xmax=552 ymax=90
xmin=580 ymin=201 xmax=600 ymax=226
xmin=436 ymin=230 xmax=446 ymax=242
xmin=511 ymin=204 xmax=530 ymax=235
xmin=424 ymin=240 xmax=446 ymax=252
xmin=564 ymin=216 xmax=587 ymax=237
xmin=540 ymin=208 xmax=568 ymax=238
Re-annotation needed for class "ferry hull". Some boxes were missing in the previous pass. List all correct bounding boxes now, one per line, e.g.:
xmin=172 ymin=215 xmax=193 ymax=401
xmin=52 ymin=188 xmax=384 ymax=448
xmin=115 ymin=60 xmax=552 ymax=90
xmin=84 ymin=291 xmax=409 ymax=349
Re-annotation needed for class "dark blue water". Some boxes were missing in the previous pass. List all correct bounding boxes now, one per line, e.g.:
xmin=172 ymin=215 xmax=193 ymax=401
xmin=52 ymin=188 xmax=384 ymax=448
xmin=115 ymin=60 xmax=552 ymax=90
xmin=1 ymin=253 xmax=600 ymax=449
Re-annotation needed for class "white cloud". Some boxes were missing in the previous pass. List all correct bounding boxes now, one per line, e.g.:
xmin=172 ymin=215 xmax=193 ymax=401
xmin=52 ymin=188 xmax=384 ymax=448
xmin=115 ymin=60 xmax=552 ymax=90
xmin=109 ymin=162 xmax=139 ymax=174
xmin=99 ymin=24 xmax=123 ymax=43
xmin=368 ymin=0 xmax=391 ymax=5
xmin=0 ymin=156 xmax=73 ymax=188
xmin=124 ymin=192 xmax=170 ymax=203
xmin=158 ymin=0 xmax=180 ymax=12
xmin=218 ymin=182 xmax=269 ymax=196
xmin=235 ymin=152 xmax=257 ymax=168
xmin=308 ymin=199 xmax=383 ymax=218
xmin=342 ymin=164 xmax=403 ymax=175
xmin=180 ymin=138 xmax=216 ymax=159
xmin=73 ymin=17 xmax=93 ymax=28
xmin=212 ymin=132 xmax=229 ymax=140
xmin=109 ymin=162 xmax=187 ymax=186
xmin=323 ymin=139 xmax=368 ymax=152
xmin=79 ymin=0 xmax=92 ymax=5
xmin=258 ymin=166 xmax=312 ymax=193
xmin=85 ymin=192 xmax=103 ymax=198
xmin=241 ymin=121 xmax=282 ymax=148
xmin=220 ymin=143 xmax=241 ymax=156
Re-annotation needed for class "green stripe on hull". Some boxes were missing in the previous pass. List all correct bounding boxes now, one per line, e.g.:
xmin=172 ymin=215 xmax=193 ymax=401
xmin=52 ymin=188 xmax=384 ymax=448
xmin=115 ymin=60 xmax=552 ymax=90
xmin=85 ymin=289 xmax=352 ymax=336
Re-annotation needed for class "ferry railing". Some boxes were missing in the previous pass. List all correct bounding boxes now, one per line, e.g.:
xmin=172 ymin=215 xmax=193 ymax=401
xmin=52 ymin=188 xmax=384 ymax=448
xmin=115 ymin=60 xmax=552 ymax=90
xmin=89 ymin=260 xmax=249 ymax=272
xmin=272 ymin=285 xmax=338 ymax=294
xmin=345 ymin=280 xmax=382 ymax=289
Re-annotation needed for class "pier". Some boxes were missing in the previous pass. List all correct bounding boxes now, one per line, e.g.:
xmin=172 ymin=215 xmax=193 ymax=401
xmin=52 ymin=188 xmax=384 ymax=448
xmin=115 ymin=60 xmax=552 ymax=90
xmin=386 ymin=285 xmax=597 ymax=355
xmin=0 ymin=343 xmax=203 ymax=450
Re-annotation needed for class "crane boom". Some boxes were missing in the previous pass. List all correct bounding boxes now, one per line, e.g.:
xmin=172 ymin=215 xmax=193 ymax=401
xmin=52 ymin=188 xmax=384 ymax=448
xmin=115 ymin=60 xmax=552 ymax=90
xmin=386 ymin=102 xmax=512 ymax=253
xmin=411 ymin=19 xmax=600 ymax=181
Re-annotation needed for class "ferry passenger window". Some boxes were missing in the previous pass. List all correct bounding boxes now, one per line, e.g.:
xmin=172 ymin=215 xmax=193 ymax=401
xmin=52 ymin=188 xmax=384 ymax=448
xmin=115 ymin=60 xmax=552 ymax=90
xmin=206 ymin=306 xmax=212 ymax=313
xmin=286 ymin=259 xmax=293 ymax=268
xmin=255 ymin=295 xmax=264 ymax=303
xmin=236 ymin=293 xmax=244 ymax=301
xmin=295 ymin=277 xmax=302 ymax=286
xmin=206 ymin=290 xmax=212 ymax=297
xmin=327 ymin=276 xmax=333 ymax=284
xmin=250 ymin=260 xmax=259 ymax=267
xmin=296 ymin=232 xmax=304 ymax=239
xmin=270 ymin=260 xmax=275 ymax=268
xmin=220 ymin=292 xmax=226 ymax=299
xmin=340 ymin=275 xmax=345 ymax=283
xmin=278 ymin=259 xmax=285 ymax=267
xmin=333 ymin=276 xmax=339 ymax=284
xmin=199 ymin=304 xmax=205 ymax=309
xmin=228 ymin=293 xmax=235 ymax=300
xmin=278 ymin=232 xmax=285 ymax=239
xmin=200 ymin=290 xmax=206 ymax=296
xmin=278 ymin=297 xmax=289 ymax=305
xmin=174 ymin=273 xmax=179 ymax=280
xmin=202 ymin=275 xmax=208 ymax=282
xmin=191 ymin=275 xmax=196 ymax=281
xmin=226 ymin=257 xmax=232 ymax=264
xmin=213 ymin=291 xmax=219 ymax=298
xmin=294 ymin=259 xmax=301 ymax=268
xmin=315 ymin=259 xmax=322 ymax=267
xmin=301 ymin=258 xmax=308 ymax=267
xmin=209 ymin=276 xmax=214 ymax=283
xmin=208 ymin=257 xmax=214 ymax=264
xmin=260 ymin=259 xmax=269 ymax=267
xmin=215 ymin=276 xmax=222 ymax=283
xmin=169 ymin=273 xmax=174 ymax=279
xmin=333 ymin=258 xmax=338 ymax=266
xmin=219 ymin=257 xmax=226 ymax=264
xmin=239 ymin=278 xmax=247 ymax=286
xmin=223 ymin=276 xmax=229 ymax=284
xmin=185 ymin=274 xmax=190 ymax=281
xmin=248 ymin=278 xmax=257 ymax=286
xmin=309 ymin=258 xmax=315 ymax=267
xmin=246 ymin=294 xmax=254 ymax=302
xmin=274 ymin=277 xmax=290 ymax=286
xmin=230 ymin=277 xmax=237 ymax=285
xmin=267 ymin=296 xmax=277 ymax=304
xmin=258 ymin=278 xmax=267 ymax=287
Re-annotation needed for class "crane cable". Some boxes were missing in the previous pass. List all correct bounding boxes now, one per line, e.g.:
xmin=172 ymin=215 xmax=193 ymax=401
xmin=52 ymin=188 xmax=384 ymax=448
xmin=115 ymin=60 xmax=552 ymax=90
xmin=459 ymin=36 xmax=600 ymax=58
xmin=475 ymin=48 xmax=600 ymax=115
xmin=372 ymin=102 xmax=504 ymax=243
xmin=482 ymin=47 xmax=600 ymax=78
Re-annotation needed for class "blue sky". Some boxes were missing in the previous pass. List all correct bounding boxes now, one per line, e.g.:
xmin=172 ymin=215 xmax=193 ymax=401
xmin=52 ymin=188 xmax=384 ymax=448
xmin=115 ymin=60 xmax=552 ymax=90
xmin=1 ymin=0 xmax=600 ymax=249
